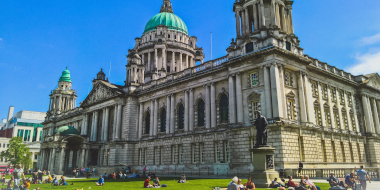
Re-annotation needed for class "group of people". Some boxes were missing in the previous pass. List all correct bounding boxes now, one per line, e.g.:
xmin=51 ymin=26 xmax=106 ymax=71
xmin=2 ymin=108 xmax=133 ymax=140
xmin=73 ymin=167 xmax=96 ymax=178
xmin=227 ymin=177 xmax=256 ymax=190
xmin=329 ymin=165 xmax=372 ymax=190
xmin=52 ymin=176 xmax=68 ymax=186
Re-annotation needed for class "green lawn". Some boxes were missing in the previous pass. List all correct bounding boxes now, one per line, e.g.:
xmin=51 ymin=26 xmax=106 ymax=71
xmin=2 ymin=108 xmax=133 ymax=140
xmin=5 ymin=177 xmax=331 ymax=190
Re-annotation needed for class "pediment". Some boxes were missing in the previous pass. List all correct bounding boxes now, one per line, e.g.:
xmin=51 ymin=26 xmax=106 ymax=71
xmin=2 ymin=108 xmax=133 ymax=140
xmin=81 ymin=81 xmax=124 ymax=107
xmin=365 ymin=73 xmax=380 ymax=90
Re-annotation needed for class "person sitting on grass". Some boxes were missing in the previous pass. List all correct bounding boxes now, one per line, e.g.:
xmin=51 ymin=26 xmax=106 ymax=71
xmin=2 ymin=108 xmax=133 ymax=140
xmin=52 ymin=176 xmax=59 ymax=186
xmin=96 ymin=175 xmax=104 ymax=186
xmin=237 ymin=179 xmax=244 ymax=190
xmin=7 ymin=176 xmax=14 ymax=190
xmin=227 ymin=176 xmax=239 ymax=190
xmin=305 ymin=175 xmax=318 ymax=190
xmin=129 ymin=172 xmax=136 ymax=178
xmin=299 ymin=175 xmax=307 ymax=189
xmin=102 ymin=173 xmax=106 ymax=179
xmin=287 ymin=176 xmax=297 ymax=190
xmin=20 ymin=177 xmax=30 ymax=190
xmin=45 ymin=175 xmax=53 ymax=183
xmin=179 ymin=174 xmax=186 ymax=183
xmin=153 ymin=176 xmax=160 ymax=187
xmin=244 ymin=177 xmax=255 ymax=190
xmin=112 ymin=172 xmax=116 ymax=179
xmin=271 ymin=178 xmax=282 ymax=188
xmin=144 ymin=177 xmax=153 ymax=188
xmin=1 ymin=174 xmax=6 ymax=184
xmin=59 ymin=176 xmax=68 ymax=186
xmin=107 ymin=173 xmax=113 ymax=180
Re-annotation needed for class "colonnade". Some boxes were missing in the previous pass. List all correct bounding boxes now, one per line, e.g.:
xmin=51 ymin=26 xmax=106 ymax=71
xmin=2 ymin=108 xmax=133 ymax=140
xmin=81 ymin=103 xmax=123 ymax=141
xmin=262 ymin=63 xmax=284 ymax=119
xmin=49 ymin=95 xmax=76 ymax=113
xmin=361 ymin=95 xmax=380 ymax=135
xmin=126 ymin=66 xmax=145 ymax=84
xmin=140 ymin=48 xmax=195 ymax=76
xmin=235 ymin=0 xmax=294 ymax=37
xmin=137 ymin=74 xmax=244 ymax=138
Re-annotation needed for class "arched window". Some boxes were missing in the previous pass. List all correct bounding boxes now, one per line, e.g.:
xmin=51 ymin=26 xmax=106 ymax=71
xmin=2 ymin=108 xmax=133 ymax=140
xmin=158 ymin=39 xmax=162 ymax=43
xmin=178 ymin=104 xmax=184 ymax=129
xmin=198 ymin=100 xmax=205 ymax=127
xmin=219 ymin=95 xmax=229 ymax=123
xmin=160 ymin=109 xmax=166 ymax=132
xmin=145 ymin=112 xmax=150 ymax=135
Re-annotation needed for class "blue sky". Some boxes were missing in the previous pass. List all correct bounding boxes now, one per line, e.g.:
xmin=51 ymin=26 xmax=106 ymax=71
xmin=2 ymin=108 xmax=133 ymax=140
xmin=1 ymin=0 xmax=380 ymax=118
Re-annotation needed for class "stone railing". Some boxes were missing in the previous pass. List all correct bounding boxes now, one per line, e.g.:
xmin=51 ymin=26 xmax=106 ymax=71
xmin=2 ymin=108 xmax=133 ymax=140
xmin=166 ymin=41 xmax=194 ymax=51
xmin=140 ymin=56 xmax=228 ymax=91
xmin=310 ymin=59 xmax=354 ymax=81
xmin=289 ymin=168 xmax=380 ymax=179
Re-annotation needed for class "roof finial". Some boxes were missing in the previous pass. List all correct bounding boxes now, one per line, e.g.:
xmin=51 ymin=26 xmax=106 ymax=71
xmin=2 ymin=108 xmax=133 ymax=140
xmin=160 ymin=0 xmax=173 ymax=13
xmin=66 ymin=66 xmax=68 ymax=70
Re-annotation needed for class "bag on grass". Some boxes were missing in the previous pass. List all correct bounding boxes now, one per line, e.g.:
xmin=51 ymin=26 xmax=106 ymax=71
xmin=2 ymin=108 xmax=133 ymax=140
xmin=161 ymin=184 xmax=167 ymax=187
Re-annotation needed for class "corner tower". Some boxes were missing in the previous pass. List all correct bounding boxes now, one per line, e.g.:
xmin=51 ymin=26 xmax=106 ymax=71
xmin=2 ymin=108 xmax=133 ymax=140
xmin=47 ymin=68 xmax=77 ymax=118
xmin=126 ymin=0 xmax=205 ymax=87
xmin=228 ymin=0 xmax=302 ymax=59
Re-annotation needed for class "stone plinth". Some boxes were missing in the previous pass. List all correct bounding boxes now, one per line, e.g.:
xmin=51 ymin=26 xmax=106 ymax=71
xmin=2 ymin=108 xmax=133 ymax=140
xmin=249 ymin=146 xmax=279 ymax=188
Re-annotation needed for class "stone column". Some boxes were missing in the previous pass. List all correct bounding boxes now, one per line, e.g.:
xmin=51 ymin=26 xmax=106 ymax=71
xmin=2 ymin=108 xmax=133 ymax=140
xmin=298 ymin=72 xmax=307 ymax=123
xmin=148 ymin=52 xmax=151 ymax=71
xmin=170 ymin=94 xmax=175 ymax=133
xmin=48 ymin=148 xmax=54 ymax=171
xmin=304 ymin=74 xmax=315 ymax=123
xmin=184 ymin=90 xmax=189 ymax=131
xmin=101 ymin=108 xmax=105 ymax=141
xmin=153 ymin=99 xmax=158 ymax=136
xmin=166 ymin=96 xmax=171 ymax=134
xmin=186 ymin=54 xmax=189 ymax=69
xmin=150 ymin=100 xmax=154 ymax=136
xmin=263 ymin=66 xmax=272 ymax=118
xmin=241 ymin=11 xmax=245 ymax=36
xmin=344 ymin=93 xmax=352 ymax=131
xmin=228 ymin=75 xmax=236 ymax=123
xmin=142 ymin=53 xmax=145 ymax=65
xmin=48 ymin=98 xmax=52 ymax=111
xmin=352 ymin=95 xmax=360 ymax=133
xmin=253 ymin=4 xmax=258 ymax=31
xmin=115 ymin=104 xmax=122 ymax=139
xmin=288 ymin=7 xmax=294 ymax=34
xmin=80 ymin=148 xmax=85 ymax=168
xmin=84 ymin=149 xmax=89 ymax=168
xmin=327 ymin=86 xmax=336 ymax=128
xmin=235 ymin=73 xmax=244 ymax=122
xmin=362 ymin=95 xmax=374 ymax=134
xmin=154 ymin=48 xmax=158 ymax=70
xmin=138 ymin=104 xmax=143 ymax=138
xmin=211 ymin=84 xmax=216 ymax=128
xmin=163 ymin=49 xmax=167 ymax=70
xmin=235 ymin=10 xmax=241 ymax=36
xmin=270 ymin=64 xmax=283 ymax=118
xmin=113 ymin=106 xmax=117 ymax=139
xmin=370 ymin=98 xmax=380 ymax=135
xmin=104 ymin=107 xmax=109 ymax=141
xmin=40 ymin=149 xmax=45 ymax=170
xmin=189 ymin=89 xmax=194 ymax=131
xmin=179 ymin=53 xmax=183 ymax=71
xmin=278 ymin=65 xmax=287 ymax=119
xmin=336 ymin=90 xmax=344 ymax=130
xmin=317 ymin=83 xmax=326 ymax=127
xmin=190 ymin=56 xmax=194 ymax=67
xmin=245 ymin=8 xmax=250 ymax=34
xmin=275 ymin=3 xmax=281 ymax=28
xmin=93 ymin=111 xmax=98 ymax=141
xmin=281 ymin=6 xmax=287 ymax=32
xmin=271 ymin=0 xmax=276 ymax=26
xmin=81 ymin=115 xmax=86 ymax=135
xmin=376 ymin=100 xmax=380 ymax=134
xmin=205 ymin=84 xmax=211 ymax=128
xmin=260 ymin=0 xmax=266 ymax=27
xmin=172 ymin=52 xmax=175 ymax=72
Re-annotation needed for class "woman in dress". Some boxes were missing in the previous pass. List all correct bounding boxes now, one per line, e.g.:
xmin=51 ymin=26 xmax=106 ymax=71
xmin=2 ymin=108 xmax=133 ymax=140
xmin=244 ymin=177 xmax=255 ymax=190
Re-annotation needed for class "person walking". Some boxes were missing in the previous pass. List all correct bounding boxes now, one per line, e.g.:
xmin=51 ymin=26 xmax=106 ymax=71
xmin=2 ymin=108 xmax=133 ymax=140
xmin=13 ymin=164 xmax=24 ymax=189
xmin=298 ymin=161 xmax=303 ymax=174
xmin=357 ymin=165 xmax=371 ymax=190
xmin=92 ymin=167 xmax=96 ymax=177
xmin=143 ymin=166 xmax=146 ymax=177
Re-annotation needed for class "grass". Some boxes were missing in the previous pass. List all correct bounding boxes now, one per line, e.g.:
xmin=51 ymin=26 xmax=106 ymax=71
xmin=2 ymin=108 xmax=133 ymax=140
xmin=3 ymin=177 xmax=331 ymax=190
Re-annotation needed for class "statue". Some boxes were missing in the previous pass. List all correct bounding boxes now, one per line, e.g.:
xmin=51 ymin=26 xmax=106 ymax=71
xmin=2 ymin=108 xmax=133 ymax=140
xmin=254 ymin=111 xmax=268 ymax=147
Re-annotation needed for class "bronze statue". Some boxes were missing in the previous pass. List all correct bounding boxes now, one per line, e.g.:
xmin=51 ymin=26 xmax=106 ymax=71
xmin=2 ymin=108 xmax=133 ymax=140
xmin=254 ymin=111 xmax=268 ymax=146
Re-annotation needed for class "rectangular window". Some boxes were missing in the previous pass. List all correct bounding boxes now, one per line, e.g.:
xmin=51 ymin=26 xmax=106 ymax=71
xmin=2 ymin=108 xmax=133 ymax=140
xmin=286 ymin=42 xmax=291 ymax=51
xmin=34 ymin=154 xmax=38 ymax=160
xmin=341 ymin=142 xmax=346 ymax=162
xmin=224 ymin=141 xmax=230 ymax=163
xmin=200 ymin=143 xmax=205 ymax=163
xmin=179 ymin=145 xmax=183 ymax=164
xmin=252 ymin=101 xmax=260 ymax=119
xmin=250 ymin=72 xmax=258 ymax=86
xmin=349 ymin=143 xmax=354 ymax=163
xmin=215 ymin=142 xmax=221 ymax=163
xmin=160 ymin=147 xmax=163 ymax=165
xmin=139 ymin=148 xmax=146 ymax=165
xmin=324 ymin=109 xmax=331 ymax=126
xmin=172 ymin=145 xmax=176 ymax=164
xmin=357 ymin=143 xmax=362 ymax=162
xmin=246 ymin=42 xmax=254 ymax=53
xmin=332 ymin=141 xmax=337 ymax=162
xmin=153 ymin=147 xmax=156 ymax=165
xmin=139 ymin=149 xmax=143 ymax=165
xmin=298 ymin=137 xmax=304 ymax=162
xmin=334 ymin=111 xmax=340 ymax=128
xmin=321 ymin=140 xmax=327 ymax=162
xmin=191 ymin=144 xmax=196 ymax=163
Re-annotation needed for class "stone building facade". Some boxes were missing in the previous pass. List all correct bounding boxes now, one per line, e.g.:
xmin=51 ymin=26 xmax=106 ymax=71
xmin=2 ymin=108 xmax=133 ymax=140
xmin=40 ymin=0 xmax=380 ymax=176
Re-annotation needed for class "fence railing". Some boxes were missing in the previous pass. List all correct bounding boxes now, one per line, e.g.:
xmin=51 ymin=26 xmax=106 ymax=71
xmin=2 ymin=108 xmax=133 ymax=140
xmin=291 ymin=168 xmax=379 ymax=179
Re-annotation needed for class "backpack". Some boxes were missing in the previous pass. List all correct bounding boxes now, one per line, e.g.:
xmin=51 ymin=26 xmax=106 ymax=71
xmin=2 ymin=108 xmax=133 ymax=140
xmin=162 ymin=184 xmax=167 ymax=187
xmin=295 ymin=186 xmax=306 ymax=190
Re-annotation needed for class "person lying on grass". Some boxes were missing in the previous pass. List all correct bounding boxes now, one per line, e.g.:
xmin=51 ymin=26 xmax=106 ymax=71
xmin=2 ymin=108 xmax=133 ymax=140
xmin=96 ymin=175 xmax=104 ymax=186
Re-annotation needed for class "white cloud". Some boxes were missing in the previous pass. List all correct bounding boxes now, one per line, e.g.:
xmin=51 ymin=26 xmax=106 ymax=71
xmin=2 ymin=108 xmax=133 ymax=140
xmin=360 ymin=33 xmax=380 ymax=46
xmin=347 ymin=50 xmax=380 ymax=75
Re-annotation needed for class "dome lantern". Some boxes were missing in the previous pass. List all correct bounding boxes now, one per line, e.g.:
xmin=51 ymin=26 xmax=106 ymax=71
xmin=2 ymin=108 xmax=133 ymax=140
xmin=59 ymin=67 xmax=72 ymax=82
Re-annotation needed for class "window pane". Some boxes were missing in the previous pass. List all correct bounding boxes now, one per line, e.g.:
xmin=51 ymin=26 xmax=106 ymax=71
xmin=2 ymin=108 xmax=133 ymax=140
xmin=178 ymin=105 xmax=184 ymax=129
xmin=145 ymin=112 xmax=150 ymax=134
xmin=197 ymin=100 xmax=205 ymax=127
xmin=220 ymin=95 xmax=229 ymax=123
xmin=160 ymin=109 xmax=166 ymax=132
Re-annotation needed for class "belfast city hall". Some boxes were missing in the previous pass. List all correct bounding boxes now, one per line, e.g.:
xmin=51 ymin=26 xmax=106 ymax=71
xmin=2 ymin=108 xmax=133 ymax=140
xmin=40 ymin=0 xmax=380 ymax=177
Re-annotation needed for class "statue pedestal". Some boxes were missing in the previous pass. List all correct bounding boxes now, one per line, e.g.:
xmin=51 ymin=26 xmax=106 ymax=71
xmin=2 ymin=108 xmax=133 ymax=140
xmin=249 ymin=146 xmax=279 ymax=188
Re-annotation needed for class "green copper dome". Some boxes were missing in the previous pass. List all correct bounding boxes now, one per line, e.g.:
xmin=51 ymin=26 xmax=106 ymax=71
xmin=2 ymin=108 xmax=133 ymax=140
xmin=143 ymin=12 xmax=188 ymax=35
xmin=54 ymin=126 xmax=80 ymax=135
xmin=59 ymin=68 xmax=72 ymax=82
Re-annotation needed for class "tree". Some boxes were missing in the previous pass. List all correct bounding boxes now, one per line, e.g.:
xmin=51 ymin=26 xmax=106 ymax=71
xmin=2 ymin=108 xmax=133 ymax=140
xmin=0 ymin=137 xmax=30 ymax=168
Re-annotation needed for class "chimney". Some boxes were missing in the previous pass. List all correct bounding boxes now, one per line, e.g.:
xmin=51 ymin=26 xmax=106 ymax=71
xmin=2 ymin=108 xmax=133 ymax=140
xmin=7 ymin=106 xmax=14 ymax=121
